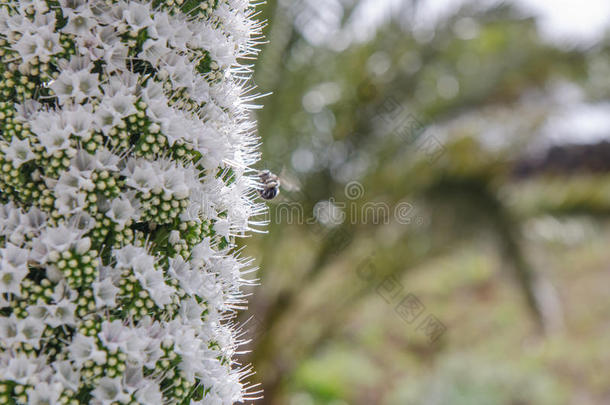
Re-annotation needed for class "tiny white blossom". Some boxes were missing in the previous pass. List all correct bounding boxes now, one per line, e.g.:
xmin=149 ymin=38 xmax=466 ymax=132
xmin=91 ymin=377 xmax=131 ymax=405
xmin=26 ymin=383 xmax=62 ymax=405
xmin=93 ymin=277 xmax=119 ymax=308
xmin=2 ymin=137 xmax=36 ymax=167
xmin=17 ymin=316 xmax=46 ymax=349
xmin=45 ymin=300 xmax=77 ymax=328
xmin=4 ymin=354 xmax=39 ymax=385
xmin=64 ymin=105 xmax=97 ymax=141
xmin=69 ymin=334 xmax=107 ymax=367
xmin=123 ymin=2 xmax=154 ymax=31
xmin=133 ymin=265 xmax=174 ymax=307
xmin=106 ymin=195 xmax=140 ymax=228
xmin=31 ymin=111 xmax=73 ymax=155
xmin=0 ymin=244 xmax=29 ymax=296
xmin=63 ymin=5 xmax=97 ymax=37
xmin=0 ymin=315 xmax=19 ymax=347
xmin=135 ymin=380 xmax=163 ymax=404
xmin=13 ymin=31 xmax=38 ymax=64
xmin=98 ymin=320 xmax=130 ymax=354
xmin=50 ymin=63 xmax=101 ymax=105
xmin=52 ymin=361 xmax=81 ymax=392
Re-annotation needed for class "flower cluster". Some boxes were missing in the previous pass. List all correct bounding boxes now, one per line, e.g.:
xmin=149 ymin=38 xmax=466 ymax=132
xmin=0 ymin=0 xmax=264 ymax=404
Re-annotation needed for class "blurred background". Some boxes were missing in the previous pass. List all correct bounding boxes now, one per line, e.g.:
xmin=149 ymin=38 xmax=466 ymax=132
xmin=237 ymin=0 xmax=610 ymax=404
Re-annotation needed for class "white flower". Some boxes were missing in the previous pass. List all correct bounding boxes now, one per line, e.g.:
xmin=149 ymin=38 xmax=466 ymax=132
xmin=68 ymin=334 xmax=107 ymax=367
xmin=0 ymin=315 xmax=19 ymax=347
xmin=163 ymin=52 xmax=195 ymax=90
xmin=58 ymin=0 xmax=88 ymax=14
xmin=1 ymin=242 xmax=29 ymax=268
xmin=122 ymin=332 xmax=151 ymax=366
xmin=91 ymin=377 xmax=131 ymax=405
xmin=27 ymin=383 xmax=62 ymax=405
xmin=106 ymin=194 xmax=140 ymax=228
xmin=64 ymin=105 xmax=97 ymax=141
xmin=33 ymin=225 xmax=87 ymax=262
xmin=0 ymin=244 xmax=29 ymax=296
xmin=122 ymin=159 xmax=161 ymax=192
xmin=179 ymin=297 xmax=204 ymax=326
xmin=52 ymin=361 xmax=81 ymax=392
xmin=49 ymin=71 xmax=78 ymax=106
xmin=168 ymin=230 xmax=181 ymax=245
xmin=168 ymin=256 xmax=205 ymax=296
xmin=123 ymin=2 xmax=153 ymax=31
xmin=191 ymin=237 xmax=218 ymax=268
xmin=4 ymin=354 xmax=39 ymax=385
xmin=31 ymin=111 xmax=73 ymax=155
xmin=128 ymin=318 xmax=165 ymax=368
xmin=23 ymin=207 xmax=47 ymax=233
xmin=114 ymin=245 xmax=150 ymax=269
xmin=161 ymin=166 xmax=191 ymax=199
xmin=213 ymin=218 xmax=231 ymax=239
xmin=96 ymin=92 xmax=136 ymax=134
xmin=132 ymin=264 xmax=174 ymax=307
xmin=27 ymin=305 xmax=50 ymax=321
xmin=135 ymin=380 xmax=162 ymax=404
xmin=0 ymin=0 xmax=264 ymax=402
xmin=50 ymin=62 xmax=101 ymax=105
xmin=140 ymin=38 xmax=171 ymax=66
xmin=13 ymin=16 xmax=61 ymax=64
xmin=13 ymin=31 xmax=38 ymax=64
xmin=45 ymin=300 xmax=77 ymax=328
xmin=54 ymin=188 xmax=87 ymax=216
xmin=98 ymin=320 xmax=130 ymax=354
xmin=2 ymin=137 xmax=36 ymax=167
xmin=26 ymin=1 xmax=51 ymax=17
xmin=93 ymin=277 xmax=119 ymax=308
xmin=35 ymin=26 xmax=62 ymax=63
xmin=17 ymin=316 xmax=46 ymax=349
xmin=121 ymin=365 xmax=144 ymax=393
xmin=93 ymin=26 xmax=129 ymax=71
xmin=93 ymin=148 xmax=121 ymax=172
xmin=63 ymin=4 xmax=97 ymax=37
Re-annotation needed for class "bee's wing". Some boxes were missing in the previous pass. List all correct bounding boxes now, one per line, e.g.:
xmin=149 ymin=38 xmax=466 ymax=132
xmin=279 ymin=166 xmax=301 ymax=192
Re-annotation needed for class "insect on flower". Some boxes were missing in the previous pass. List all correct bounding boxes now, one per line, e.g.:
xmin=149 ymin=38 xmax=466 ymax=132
xmin=257 ymin=167 xmax=301 ymax=200
xmin=258 ymin=169 xmax=280 ymax=200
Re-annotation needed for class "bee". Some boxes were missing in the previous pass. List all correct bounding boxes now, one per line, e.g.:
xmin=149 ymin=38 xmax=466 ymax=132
xmin=258 ymin=169 xmax=281 ymax=200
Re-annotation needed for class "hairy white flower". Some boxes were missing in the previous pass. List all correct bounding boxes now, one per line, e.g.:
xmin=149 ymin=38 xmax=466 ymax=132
xmin=91 ymin=377 xmax=131 ymax=405
xmin=13 ymin=31 xmax=38 ymax=64
xmin=135 ymin=380 xmax=163 ymax=404
xmin=45 ymin=300 xmax=77 ymax=328
xmin=30 ymin=111 xmax=73 ymax=154
xmin=0 ymin=315 xmax=19 ymax=347
xmin=16 ymin=316 xmax=46 ymax=349
xmin=27 ymin=382 xmax=63 ymax=405
xmin=69 ymin=334 xmax=107 ymax=367
xmin=3 ymin=354 xmax=39 ymax=385
xmin=0 ymin=244 xmax=29 ymax=296
xmin=2 ymin=137 xmax=35 ymax=167
xmin=0 ymin=0 xmax=265 ymax=403
xmin=106 ymin=194 xmax=140 ymax=228
xmin=98 ymin=320 xmax=130 ymax=354
xmin=93 ymin=277 xmax=120 ymax=308
xmin=53 ymin=361 xmax=81 ymax=392
xmin=62 ymin=4 xmax=97 ymax=37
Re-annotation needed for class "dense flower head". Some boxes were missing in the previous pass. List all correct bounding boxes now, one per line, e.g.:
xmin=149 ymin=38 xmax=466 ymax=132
xmin=0 ymin=0 xmax=264 ymax=404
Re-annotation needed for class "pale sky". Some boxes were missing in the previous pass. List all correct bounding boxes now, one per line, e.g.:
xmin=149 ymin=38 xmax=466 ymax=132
xmin=299 ymin=0 xmax=610 ymax=144
xmin=343 ymin=0 xmax=610 ymax=46
xmin=513 ymin=0 xmax=610 ymax=44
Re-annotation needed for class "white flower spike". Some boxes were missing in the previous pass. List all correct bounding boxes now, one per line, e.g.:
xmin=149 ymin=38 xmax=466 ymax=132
xmin=0 ymin=0 xmax=265 ymax=403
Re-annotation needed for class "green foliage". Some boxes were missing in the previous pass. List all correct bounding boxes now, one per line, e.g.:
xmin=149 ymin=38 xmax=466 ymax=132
xmin=242 ymin=0 xmax=610 ymax=404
